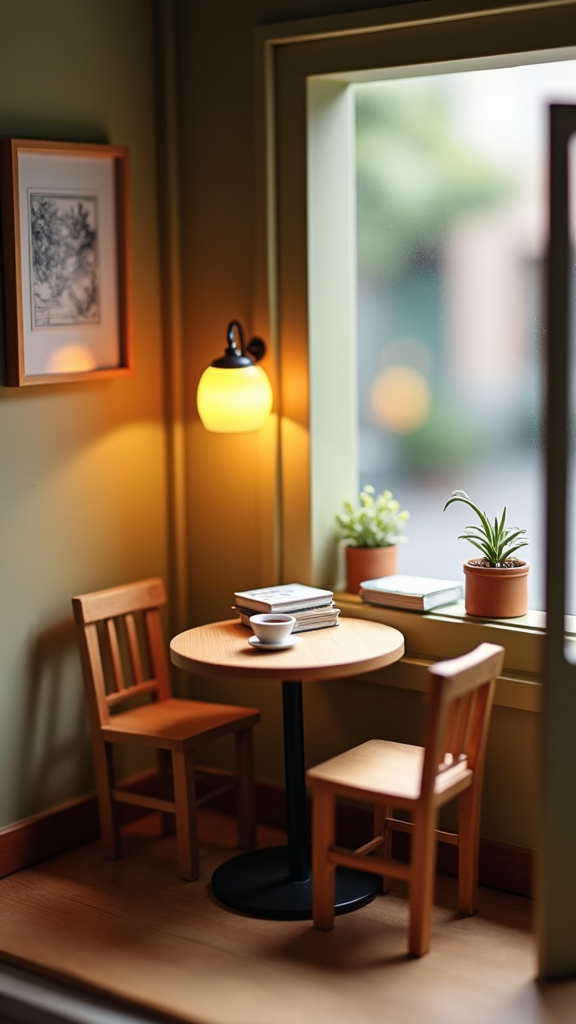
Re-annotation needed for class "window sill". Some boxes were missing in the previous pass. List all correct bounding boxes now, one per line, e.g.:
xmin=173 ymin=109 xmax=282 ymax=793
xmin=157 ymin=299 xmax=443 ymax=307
xmin=334 ymin=592 xmax=558 ymax=713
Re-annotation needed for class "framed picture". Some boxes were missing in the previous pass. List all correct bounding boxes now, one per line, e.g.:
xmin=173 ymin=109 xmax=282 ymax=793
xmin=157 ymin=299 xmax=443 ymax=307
xmin=0 ymin=139 xmax=132 ymax=386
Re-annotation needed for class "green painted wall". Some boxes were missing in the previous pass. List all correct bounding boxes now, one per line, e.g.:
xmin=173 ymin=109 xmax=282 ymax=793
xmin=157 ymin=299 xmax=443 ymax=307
xmin=0 ymin=0 xmax=168 ymax=827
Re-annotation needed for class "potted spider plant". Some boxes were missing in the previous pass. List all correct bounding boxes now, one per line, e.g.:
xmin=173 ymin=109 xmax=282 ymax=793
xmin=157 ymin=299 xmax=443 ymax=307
xmin=335 ymin=485 xmax=409 ymax=593
xmin=443 ymin=489 xmax=529 ymax=617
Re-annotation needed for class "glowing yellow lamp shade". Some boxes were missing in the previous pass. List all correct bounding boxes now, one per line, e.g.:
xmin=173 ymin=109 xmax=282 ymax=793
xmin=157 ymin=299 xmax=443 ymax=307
xmin=197 ymin=363 xmax=273 ymax=433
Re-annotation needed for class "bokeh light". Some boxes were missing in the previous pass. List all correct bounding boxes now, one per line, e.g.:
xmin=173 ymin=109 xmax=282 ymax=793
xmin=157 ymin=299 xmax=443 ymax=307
xmin=369 ymin=365 xmax=431 ymax=433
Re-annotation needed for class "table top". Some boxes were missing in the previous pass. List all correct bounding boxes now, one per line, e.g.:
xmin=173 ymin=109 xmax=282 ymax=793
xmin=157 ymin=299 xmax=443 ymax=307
xmin=170 ymin=617 xmax=404 ymax=682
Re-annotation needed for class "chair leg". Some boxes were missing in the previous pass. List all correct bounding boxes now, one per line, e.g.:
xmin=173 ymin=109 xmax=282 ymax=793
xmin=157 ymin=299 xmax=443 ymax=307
xmin=93 ymin=741 xmax=121 ymax=859
xmin=458 ymin=783 xmax=482 ymax=915
xmin=172 ymin=748 xmax=199 ymax=881
xmin=312 ymin=788 xmax=337 ymax=930
xmin=373 ymin=802 xmax=393 ymax=893
xmin=408 ymin=811 xmax=438 ymax=957
xmin=235 ymin=727 xmax=256 ymax=849
xmin=157 ymin=748 xmax=175 ymax=835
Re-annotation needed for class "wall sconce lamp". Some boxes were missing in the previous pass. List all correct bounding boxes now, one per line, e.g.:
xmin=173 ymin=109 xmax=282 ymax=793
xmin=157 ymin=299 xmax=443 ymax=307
xmin=196 ymin=320 xmax=273 ymax=433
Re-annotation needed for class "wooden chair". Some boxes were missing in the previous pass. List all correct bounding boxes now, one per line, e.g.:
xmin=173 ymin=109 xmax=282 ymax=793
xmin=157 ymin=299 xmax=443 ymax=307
xmin=72 ymin=578 xmax=260 ymax=881
xmin=307 ymin=642 xmax=504 ymax=956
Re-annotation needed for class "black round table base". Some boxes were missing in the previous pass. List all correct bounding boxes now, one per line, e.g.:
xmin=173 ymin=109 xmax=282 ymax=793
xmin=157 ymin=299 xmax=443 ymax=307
xmin=211 ymin=845 xmax=380 ymax=920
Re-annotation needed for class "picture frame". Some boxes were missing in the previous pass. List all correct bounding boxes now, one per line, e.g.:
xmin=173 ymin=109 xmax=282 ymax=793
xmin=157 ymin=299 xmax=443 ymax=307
xmin=0 ymin=138 xmax=132 ymax=386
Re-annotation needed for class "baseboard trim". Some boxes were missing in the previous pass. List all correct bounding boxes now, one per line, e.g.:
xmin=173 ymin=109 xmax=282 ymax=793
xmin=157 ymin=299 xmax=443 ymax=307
xmin=0 ymin=771 xmax=160 ymax=879
xmin=0 ymin=794 xmax=100 ymax=879
xmin=0 ymin=775 xmax=534 ymax=898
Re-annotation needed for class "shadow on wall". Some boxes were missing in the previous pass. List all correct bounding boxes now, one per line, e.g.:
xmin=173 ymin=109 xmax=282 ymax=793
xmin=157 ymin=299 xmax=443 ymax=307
xmin=14 ymin=618 xmax=95 ymax=822
xmin=13 ymin=614 xmax=157 ymax=825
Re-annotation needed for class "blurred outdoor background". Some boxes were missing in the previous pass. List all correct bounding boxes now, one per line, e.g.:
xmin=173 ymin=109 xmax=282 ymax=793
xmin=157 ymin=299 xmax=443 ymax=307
xmin=355 ymin=59 xmax=576 ymax=612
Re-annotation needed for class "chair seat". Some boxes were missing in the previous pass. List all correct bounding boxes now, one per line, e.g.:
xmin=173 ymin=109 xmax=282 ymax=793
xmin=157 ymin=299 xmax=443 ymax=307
xmin=307 ymin=739 xmax=472 ymax=807
xmin=102 ymin=698 xmax=260 ymax=751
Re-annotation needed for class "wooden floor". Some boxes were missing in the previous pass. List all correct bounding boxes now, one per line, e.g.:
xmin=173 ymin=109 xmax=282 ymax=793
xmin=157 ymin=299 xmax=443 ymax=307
xmin=1 ymin=811 xmax=575 ymax=1024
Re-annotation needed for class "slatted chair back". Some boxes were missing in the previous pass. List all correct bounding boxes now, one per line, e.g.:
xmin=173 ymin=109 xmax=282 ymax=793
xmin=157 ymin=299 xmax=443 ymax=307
xmin=72 ymin=578 xmax=171 ymax=728
xmin=419 ymin=642 xmax=504 ymax=803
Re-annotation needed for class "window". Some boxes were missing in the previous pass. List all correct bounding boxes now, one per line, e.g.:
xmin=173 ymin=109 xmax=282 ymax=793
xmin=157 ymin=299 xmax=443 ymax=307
xmin=354 ymin=60 xmax=576 ymax=611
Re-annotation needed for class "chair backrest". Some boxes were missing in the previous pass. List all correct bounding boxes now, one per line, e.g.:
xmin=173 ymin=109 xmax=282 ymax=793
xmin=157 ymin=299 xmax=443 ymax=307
xmin=419 ymin=643 xmax=505 ymax=799
xmin=72 ymin=578 xmax=171 ymax=728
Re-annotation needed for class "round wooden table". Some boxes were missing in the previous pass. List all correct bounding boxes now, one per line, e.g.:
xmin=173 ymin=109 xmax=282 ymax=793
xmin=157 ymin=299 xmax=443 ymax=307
xmin=170 ymin=616 xmax=404 ymax=920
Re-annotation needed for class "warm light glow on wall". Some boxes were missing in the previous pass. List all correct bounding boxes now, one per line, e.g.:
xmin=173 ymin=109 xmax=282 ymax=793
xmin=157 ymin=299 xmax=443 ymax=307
xmin=197 ymin=362 xmax=273 ymax=433
xmin=196 ymin=320 xmax=273 ymax=434
xmin=46 ymin=345 xmax=97 ymax=373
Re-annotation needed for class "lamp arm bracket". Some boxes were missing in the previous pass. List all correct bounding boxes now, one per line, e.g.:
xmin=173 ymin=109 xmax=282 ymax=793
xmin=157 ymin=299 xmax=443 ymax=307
xmin=246 ymin=337 xmax=265 ymax=362
xmin=227 ymin=320 xmax=265 ymax=362
xmin=209 ymin=321 xmax=267 ymax=369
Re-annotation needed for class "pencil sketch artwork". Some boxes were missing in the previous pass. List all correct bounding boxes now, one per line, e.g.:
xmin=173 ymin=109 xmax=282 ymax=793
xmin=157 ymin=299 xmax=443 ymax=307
xmin=28 ymin=191 xmax=100 ymax=329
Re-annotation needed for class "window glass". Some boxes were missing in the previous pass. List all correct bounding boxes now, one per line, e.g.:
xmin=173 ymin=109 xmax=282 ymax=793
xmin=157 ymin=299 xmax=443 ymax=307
xmin=355 ymin=60 xmax=576 ymax=610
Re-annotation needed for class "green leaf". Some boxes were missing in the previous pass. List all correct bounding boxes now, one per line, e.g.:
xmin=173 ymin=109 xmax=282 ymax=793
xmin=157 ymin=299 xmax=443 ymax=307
xmin=500 ymin=540 xmax=529 ymax=561
xmin=458 ymin=534 xmax=492 ymax=561
xmin=443 ymin=492 xmax=493 ymax=539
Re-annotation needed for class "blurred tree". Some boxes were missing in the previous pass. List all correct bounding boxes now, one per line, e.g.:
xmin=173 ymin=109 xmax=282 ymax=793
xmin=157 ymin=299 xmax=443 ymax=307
xmin=356 ymin=79 xmax=515 ymax=277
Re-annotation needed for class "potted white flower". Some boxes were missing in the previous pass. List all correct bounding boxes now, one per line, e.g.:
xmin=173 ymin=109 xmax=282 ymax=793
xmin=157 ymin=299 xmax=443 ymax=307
xmin=335 ymin=485 xmax=410 ymax=594
xmin=443 ymin=489 xmax=529 ymax=617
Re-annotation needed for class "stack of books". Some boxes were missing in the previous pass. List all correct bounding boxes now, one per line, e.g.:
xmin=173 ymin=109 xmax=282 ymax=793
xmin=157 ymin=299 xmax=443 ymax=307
xmin=233 ymin=583 xmax=340 ymax=633
xmin=359 ymin=575 xmax=463 ymax=612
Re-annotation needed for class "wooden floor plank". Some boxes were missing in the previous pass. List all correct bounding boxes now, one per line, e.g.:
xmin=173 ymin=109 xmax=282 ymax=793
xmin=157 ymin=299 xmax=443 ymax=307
xmin=0 ymin=811 xmax=574 ymax=1024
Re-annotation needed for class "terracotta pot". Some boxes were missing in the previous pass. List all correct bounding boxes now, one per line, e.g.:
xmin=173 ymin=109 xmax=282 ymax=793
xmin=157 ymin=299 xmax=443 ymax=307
xmin=345 ymin=545 xmax=398 ymax=594
xmin=463 ymin=559 xmax=530 ymax=618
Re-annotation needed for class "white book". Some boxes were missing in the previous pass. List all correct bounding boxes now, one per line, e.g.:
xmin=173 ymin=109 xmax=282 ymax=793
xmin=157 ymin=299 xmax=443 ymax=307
xmin=359 ymin=575 xmax=463 ymax=611
xmin=233 ymin=583 xmax=333 ymax=613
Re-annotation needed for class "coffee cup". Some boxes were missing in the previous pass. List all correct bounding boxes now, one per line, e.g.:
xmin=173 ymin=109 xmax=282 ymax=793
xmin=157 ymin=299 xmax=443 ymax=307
xmin=249 ymin=613 xmax=296 ymax=645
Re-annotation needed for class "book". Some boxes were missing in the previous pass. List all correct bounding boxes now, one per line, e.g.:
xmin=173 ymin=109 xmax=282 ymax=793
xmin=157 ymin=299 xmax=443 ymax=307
xmin=234 ymin=603 xmax=341 ymax=634
xmin=233 ymin=583 xmax=334 ymax=613
xmin=359 ymin=575 xmax=463 ymax=611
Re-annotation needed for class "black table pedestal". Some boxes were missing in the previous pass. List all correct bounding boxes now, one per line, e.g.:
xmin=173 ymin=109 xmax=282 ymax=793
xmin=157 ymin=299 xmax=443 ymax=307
xmin=211 ymin=680 xmax=380 ymax=920
xmin=210 ymin=844 xmax=380 ymax=920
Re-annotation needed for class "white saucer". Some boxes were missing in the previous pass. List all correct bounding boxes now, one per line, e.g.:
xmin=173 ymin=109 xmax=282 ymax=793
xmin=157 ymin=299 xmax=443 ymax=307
xmin=248 ymin=634 xmax=302 ymax=651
